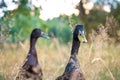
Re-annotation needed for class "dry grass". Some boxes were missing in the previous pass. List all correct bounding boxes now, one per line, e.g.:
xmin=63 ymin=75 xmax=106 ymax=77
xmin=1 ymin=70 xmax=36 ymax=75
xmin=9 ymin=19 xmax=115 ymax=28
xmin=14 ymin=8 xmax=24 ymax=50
xmin=0 ymin=25 xmax=120 ymax=80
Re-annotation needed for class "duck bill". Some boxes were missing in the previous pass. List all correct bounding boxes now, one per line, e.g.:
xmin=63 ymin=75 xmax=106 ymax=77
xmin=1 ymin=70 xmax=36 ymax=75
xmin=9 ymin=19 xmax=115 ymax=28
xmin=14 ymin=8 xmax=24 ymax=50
xmin=78 ymin=35 xmax=87 ymax=43
xmin=41 ymin=31 xmax=50 ymax=39
xmin=82 ymin=36 xmax=87 ymax=43
xmin=81 ymin=31 xmax=87 ymax=43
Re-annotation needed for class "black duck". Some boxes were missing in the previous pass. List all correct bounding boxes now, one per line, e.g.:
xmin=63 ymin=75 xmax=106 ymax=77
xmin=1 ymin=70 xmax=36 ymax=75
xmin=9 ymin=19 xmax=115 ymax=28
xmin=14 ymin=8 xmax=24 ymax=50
xmin=56 ymin=25 xmax=87 ymax=80
xmin=16 ymin=28 xmax=49 ymax=80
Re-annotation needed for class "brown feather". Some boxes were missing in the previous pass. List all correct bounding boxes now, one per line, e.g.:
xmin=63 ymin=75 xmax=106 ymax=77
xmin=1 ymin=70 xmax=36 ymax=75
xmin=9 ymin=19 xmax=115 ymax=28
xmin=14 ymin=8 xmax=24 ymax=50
xmin=15 ymin=29 xmax=45 ymax=80
xmin=56 ymin=25 xmax=86 ymax=80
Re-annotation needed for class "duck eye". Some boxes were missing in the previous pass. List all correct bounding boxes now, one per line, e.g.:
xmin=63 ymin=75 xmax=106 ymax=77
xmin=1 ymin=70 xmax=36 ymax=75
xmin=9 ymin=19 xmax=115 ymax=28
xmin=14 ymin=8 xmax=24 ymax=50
xmin=79 ymin=31 xmax=82 ymax=36
xmin=80 ymin=33 xmax=82 ymax=36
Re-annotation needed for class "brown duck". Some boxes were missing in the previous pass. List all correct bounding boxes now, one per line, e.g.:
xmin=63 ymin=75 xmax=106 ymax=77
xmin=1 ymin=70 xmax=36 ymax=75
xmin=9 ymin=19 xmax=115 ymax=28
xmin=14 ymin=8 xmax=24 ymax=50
xmin=16 ymin=28 xmax=49 ymax=80
xmin=56 ymin=25 xmax=87 ymax=80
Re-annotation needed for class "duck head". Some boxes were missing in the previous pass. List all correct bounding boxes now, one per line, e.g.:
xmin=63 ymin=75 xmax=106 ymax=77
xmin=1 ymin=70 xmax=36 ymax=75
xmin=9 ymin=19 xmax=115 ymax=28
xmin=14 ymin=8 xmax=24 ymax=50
xmin=73 ymin=25 xmax=87 ymax=43
xmin=31 ymin=28 xmax=49 ymax=39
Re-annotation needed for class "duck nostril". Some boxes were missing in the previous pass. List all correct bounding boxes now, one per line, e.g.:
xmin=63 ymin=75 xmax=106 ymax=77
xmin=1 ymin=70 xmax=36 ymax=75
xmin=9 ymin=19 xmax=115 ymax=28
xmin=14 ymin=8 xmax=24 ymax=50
xmin=83 ymin=41 xmax=87 ymax=43
xmin=83 ymin=39 xmax=87 ymax=43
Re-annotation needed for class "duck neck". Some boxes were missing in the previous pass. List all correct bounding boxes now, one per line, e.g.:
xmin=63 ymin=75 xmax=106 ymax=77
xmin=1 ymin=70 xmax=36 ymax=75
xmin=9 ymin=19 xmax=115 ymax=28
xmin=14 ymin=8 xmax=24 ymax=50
xmin=29 ymin=38 xmax=37 ymax=56
xmin=71 ymin=38 xmax=80 ymax=56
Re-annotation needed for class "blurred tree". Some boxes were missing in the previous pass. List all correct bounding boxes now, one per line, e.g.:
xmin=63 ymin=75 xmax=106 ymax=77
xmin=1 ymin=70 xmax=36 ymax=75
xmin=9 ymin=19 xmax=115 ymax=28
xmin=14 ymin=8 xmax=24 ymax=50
xmin=0 ymin=0 xmax=48 ymax=43
xmin=76 ymin=0 xmax=107 ymax=40
xmin=106 ymin=2 xmax=120 ymax=42
xmin=1 ymin=0 xmax=120 ymax=44
xmin=111 ymin=3 xmax=120 ymax=23
xmin=47 ymin=15 xmax=72 ymax=44
xmin=76 ymin=0 xmax=120 ymax=42
xmin=0 ymin=0 xmax=7 ymax=7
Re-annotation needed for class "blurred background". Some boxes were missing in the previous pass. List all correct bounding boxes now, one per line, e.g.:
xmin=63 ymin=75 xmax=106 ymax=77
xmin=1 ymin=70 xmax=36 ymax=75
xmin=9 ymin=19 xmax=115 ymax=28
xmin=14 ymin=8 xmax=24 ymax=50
xmin=0 ymin=0 xmax=120 ymax=80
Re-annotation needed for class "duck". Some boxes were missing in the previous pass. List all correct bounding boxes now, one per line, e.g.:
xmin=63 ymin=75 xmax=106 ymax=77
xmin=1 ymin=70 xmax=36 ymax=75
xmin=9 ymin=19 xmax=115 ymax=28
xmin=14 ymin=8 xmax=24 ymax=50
xmin=15 ymin=28 xmax=49 ymax=80
xmin=56 ymin=25 xmax=87 ymax=80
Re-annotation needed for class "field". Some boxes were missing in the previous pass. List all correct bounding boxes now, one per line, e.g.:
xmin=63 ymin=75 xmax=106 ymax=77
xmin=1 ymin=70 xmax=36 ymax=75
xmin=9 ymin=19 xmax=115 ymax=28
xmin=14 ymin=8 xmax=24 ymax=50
xmin=0 ymin=36 xmax=120 ymax=80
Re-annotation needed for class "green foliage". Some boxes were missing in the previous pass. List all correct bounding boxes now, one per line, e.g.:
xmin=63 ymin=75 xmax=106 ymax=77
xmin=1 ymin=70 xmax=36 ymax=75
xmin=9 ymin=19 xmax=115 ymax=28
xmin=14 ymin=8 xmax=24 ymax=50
xmin=58 ymin=26 xmax=72 ymax=43
xmin=111 ymin=3 xmax=120 ymax=24
xmin=99 ymin=70 xmax=112 ymax=80
xmin=47 ymin=15 xmax=72 ymax=44
xmin=0 ymin=0 xmax=48 ymax=43
xmin=1 ymin=0 xmax=120 ymax=44
xmin=88 ymin=10 xmax=107 ymax=29
xmin=0 ymin=19 xmax=10 ymax=43
xmin=98 ymin=66 xmax=120 ymax=80
xmin=112 ymin=67 xmax=120 ymax=80
xmin=0 ymin=73 xmax=5 ymax=80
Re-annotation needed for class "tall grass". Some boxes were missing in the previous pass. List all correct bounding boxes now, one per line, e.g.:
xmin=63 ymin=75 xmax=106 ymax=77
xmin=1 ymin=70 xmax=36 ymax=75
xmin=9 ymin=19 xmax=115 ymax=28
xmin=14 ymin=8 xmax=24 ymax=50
xmin=0 ymin=34 xmax=120 ymax=80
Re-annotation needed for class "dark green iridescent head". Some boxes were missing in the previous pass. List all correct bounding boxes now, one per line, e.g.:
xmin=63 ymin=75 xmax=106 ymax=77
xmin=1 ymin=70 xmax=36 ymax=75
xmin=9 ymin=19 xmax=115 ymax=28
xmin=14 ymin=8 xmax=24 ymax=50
xmin=73 ymin=25 xmax=87 ymax=43
xmin=31 ymin=28 xmax=49 ymax=39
